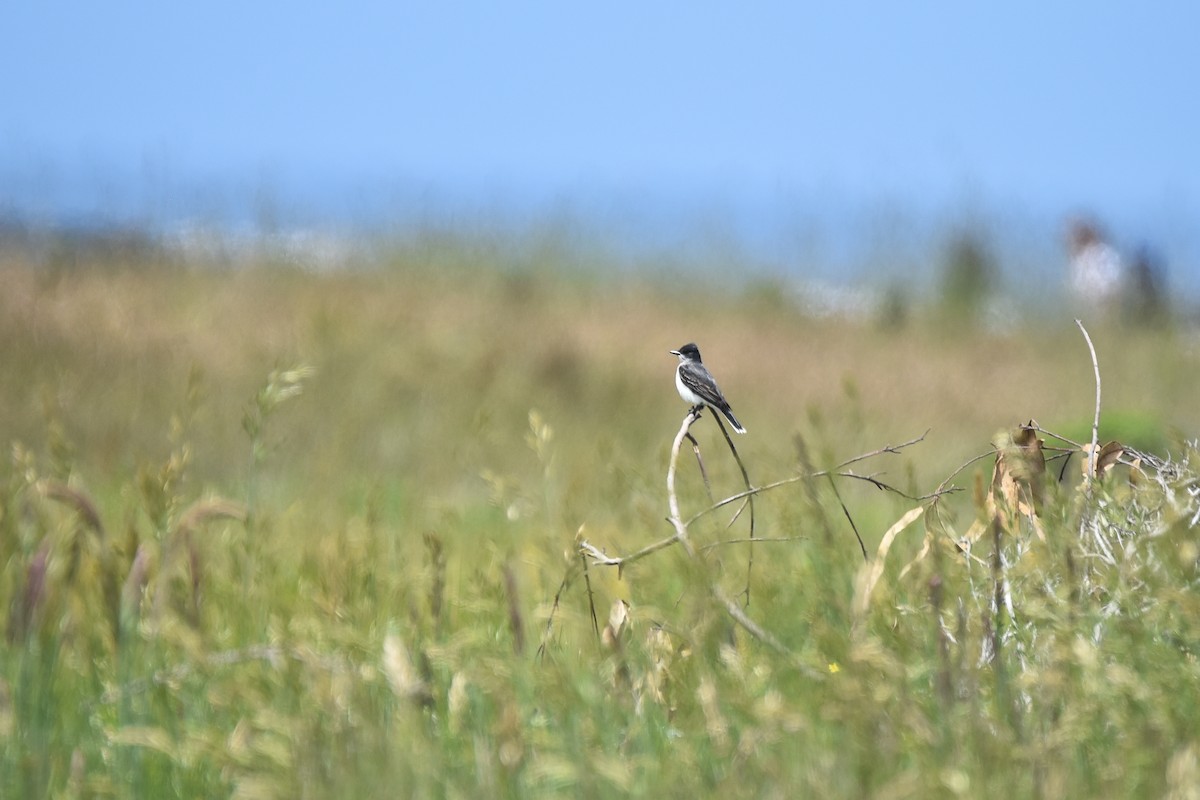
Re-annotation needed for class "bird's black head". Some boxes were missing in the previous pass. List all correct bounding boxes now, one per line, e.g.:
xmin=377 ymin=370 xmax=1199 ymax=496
xmin=671 ymin=343 xmax=702 ymax=362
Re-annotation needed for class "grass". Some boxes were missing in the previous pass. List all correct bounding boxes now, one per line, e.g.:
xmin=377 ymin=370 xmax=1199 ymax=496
xmin=1 ymin=243 xmax=1199 ymax=798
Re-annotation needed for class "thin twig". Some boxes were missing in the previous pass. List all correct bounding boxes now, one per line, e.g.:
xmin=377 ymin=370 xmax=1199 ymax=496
xmin=1030 ymin=425 xmax=1085 ymax=449
xmin=700 ymin=536 xmax=807 ymax=552
xmin=580 ymin=534 xmax=680 ymax=571
xmin=579 ymin=550 xmax=600 ymax=641
xmin=726 ymin=498 xmax=751 ymax=529
xmin=934 ymin=449 xmax=998 ymax=495
xmin=666 ymin=414 xmax=695 ymax=525
xmin=826 ymin=473 xmax=868 ymax=560
xmin=502 ymin=562 xmax=525 ymax=655
xmin=537 ymin=559 xmax=581 ymax=660
xmin=834 ymin=430 xmax=930 ymax=470
xmin=582 ymin=524 xmax=811 ymax=568
xmin=1075 ymin=319 xmax=1102 ymax=489
xmin=915 ymin=447 xmax=999 ymax=573
xmin=1033 ymin=422 xmax=1152 ymax=476
xmin=666 ymin=413 xmax=815 ymax=672
xmin=686 ymin=467 xmax=956 ymax=529
xmin=1056 ymin=450 xmax=1075 ymax=482
xmin=710 ymin=412 xmax=757 ymax=607
xmin=685 ymin=431 xmax=714 ymax=503
xmin=834 ymin=470 xmax=950 ymax=502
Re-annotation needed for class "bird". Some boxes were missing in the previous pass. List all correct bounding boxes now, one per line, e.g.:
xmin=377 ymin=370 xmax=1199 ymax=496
xmin=670 ymin=342 xmax=746 ymax=433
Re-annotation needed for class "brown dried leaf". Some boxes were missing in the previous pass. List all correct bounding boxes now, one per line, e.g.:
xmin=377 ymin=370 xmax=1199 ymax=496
xmin=852 ymin=506 xmax=925 ymax=621
xmin=989 ymin=422 xmax=1046 ymax=520
xmin=1081 ymin=441 xmax=1125 ymax=479
xmin=602 ymin=599 xmax=630 ymax=650
xmin=1129 ymin=456 xmax=1146 ymax=486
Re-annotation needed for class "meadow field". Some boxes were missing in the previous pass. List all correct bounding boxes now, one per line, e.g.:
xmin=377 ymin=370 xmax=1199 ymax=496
xmin=1 ymin=239 xmax=1199 ymax=798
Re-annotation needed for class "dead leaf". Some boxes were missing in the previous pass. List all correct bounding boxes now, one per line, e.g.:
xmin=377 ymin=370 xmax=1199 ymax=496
xmin=1081 ymin=441 xmax=1125 ymax=479
xmin=853 ymin=506 xmax=925 ymax=621
xmin=987 ymin=422 xmax=1046 ymax=535
xmin=602 ymin=599 xmax=630 ymax=650
xmin=1129 ymin=456 xmax=1145 ymax=487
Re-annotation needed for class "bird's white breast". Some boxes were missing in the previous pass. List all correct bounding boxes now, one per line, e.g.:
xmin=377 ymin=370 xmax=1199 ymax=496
xmin=676 ymin=367 xmax=704 ymax=406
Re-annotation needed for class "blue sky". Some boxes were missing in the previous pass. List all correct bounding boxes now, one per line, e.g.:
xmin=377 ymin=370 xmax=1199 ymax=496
xmin=2 ymin=3 xmax=1197 ymax=281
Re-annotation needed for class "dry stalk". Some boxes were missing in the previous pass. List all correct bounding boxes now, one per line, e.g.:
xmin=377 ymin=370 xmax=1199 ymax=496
xmin=571 ymin=417 xmax=936 ymax=676
xmin=930 ymin=573 xmax=953 ymax=706
xmin=119 ymin=543 xmax=151 ymax=635
xmin=423 ymin=532 xmax=447 ymax=633
xmin=579 ymin=534 xmax=679 ymax=573
xmin=665 ymin=412 xmax=804 ymax=665
xmin=851 ymin=505 xmax=925 ymax=623
xmin=536 ymin=557 xmax=581 ymax=661
xmin=152 ymin=498 xmax=247 ymax=627
xmin=686 ymin=430 xmax=937 ymax=528
xmin=826 ymin=474 xmax=868 ymax=560
xmin=708 ymin=412 xmax=757 ymax=605
xmin=580 ymin=549 xmax=600 ymax=641
xmin=581 ymin=430 xmax=941 ymax=571
xmin=684 ymin=430 xmax=714 ymax=503
xmin=37 ymin=480 xmax=106 ymax=540
xmin=502 ymin=562 xmax=525 ymax=655
xmin=34 ymin=479 xmax=134 ymax=644
xmin=7 ymin=540 xmax=51 ymax=643
xmin=700 ymin=536 xmax=806 ymax=553
xmin=1075 ymin=319 xmax=1102 ymax=492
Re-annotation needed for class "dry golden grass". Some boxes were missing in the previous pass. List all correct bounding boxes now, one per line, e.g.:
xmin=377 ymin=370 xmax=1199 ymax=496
xmin=2 ymin=258 xmax=1195 ymax=489
xmin=3 ymin=250 xmax=1200 ymax=798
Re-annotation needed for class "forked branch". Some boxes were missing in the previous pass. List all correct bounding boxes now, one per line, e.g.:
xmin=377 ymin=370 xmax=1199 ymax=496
xmin=664 ymin=412 xmax=797 ymax=659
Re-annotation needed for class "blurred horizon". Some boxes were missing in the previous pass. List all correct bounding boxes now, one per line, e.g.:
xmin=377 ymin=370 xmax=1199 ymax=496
xmin=3 ymin=2 xmax=1197 ymax=295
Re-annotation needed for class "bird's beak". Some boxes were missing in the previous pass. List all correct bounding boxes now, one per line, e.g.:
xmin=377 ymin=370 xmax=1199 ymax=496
xmin=669 ymin=350 xmax=681 ymax=356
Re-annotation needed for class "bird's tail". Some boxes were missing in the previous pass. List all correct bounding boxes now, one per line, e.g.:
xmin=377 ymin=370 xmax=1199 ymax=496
xmin=722 ymin=407 xmax=747 ymax=434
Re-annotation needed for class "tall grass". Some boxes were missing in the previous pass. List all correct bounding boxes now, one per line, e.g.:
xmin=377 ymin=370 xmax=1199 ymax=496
xmin=0 ymin=250 xmax=1198 ymax=797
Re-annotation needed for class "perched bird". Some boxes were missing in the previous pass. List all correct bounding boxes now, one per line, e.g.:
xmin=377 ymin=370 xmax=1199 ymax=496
xmin=670 ymin=343 xmax=746 ymax=433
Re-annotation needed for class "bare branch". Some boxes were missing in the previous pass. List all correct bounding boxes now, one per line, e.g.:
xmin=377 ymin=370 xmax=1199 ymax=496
xmin=833 ymin=469 xmax=954 ymax=502
xmin=700 ymin=535 xmax=807 ymax=553
xmin=685 ymin=463 xmax=955 ymax=529
xmin=708 ymin=412 xmax=758 ymax=605
xmin=1031 ymin=421 xmax=1156 ymax=476
xmin=684 ymin=430 xmax=714 ymax=503
xmin=502 ymin=562 xmax=525 ymax=655
xmin=580 ymin=534 xmax=681 ymax=571
xmin=933 ymin=449 xmax=997 ymax=494
xmin=537 ymin=558 xmax=580 ymax=661
xmin=574 ymin=419 xmax=936 ymax=678
xmin=826 ymin=473 xmax=868 ymax=560
xmin=666 ymin=412 xmax=696 ymax=526
xmin=726 ymin=498 xmax=750 ymax=529
xmin=687 ymin=474 xmax=809 ymax=525
xmin=580 ymin=550 xmax=600 ymax=641
xmin=666 ymin=413 xmax=808 ymax=665
xmin=834 ymin=430 xmax=930 ymax=471
xmin=1075 ymin=318 xmax=1102 ymax=489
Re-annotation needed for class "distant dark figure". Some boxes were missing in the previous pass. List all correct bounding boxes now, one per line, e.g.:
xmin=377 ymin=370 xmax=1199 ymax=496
xmin=939 ymin=231 xmax=996 ymax=320
xmin=1124 ymin=244 xmax=1168 ymax=324
xmin=1066 ymin=219 xmax=1124 ymax=316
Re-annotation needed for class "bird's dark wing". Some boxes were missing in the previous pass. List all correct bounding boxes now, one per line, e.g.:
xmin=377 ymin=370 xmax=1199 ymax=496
xmin=679 ymin=361 xmax=732 ymax=411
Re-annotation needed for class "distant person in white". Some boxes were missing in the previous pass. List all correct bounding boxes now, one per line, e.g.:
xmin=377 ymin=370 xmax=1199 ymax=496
xmin=1067 ymin=219 xmax=1125 ymax=314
